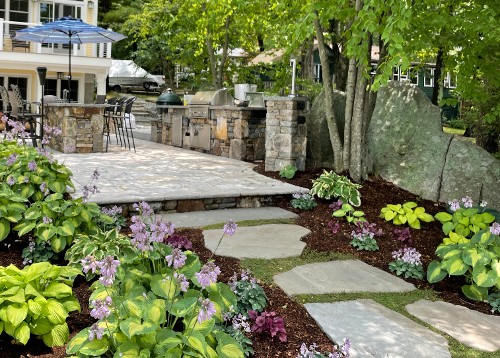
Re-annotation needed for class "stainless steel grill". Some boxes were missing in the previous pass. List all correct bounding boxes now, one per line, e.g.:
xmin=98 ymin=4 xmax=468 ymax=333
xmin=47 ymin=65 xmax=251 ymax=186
xmin=188 ymin=89 xmax=234 ymax=118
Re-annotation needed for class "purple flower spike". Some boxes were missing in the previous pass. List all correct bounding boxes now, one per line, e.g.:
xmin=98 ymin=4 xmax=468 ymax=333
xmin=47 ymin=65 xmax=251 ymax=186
xmin=88 ymin=323 xmax=104 ymax=341
xmin=223 ymin=220 xmax=237 ymax=236
xmin=197 ymin=298 xmax=216 ymax=323
xmin=166 ymin=248 xmax=187 ymax=269
xmin=195 ymin=262 xmax=221 ymax=289
xmin=27 ymin=160 xmax=37 ymax=171
xmin=490 ymin=222 xmax=500 ymax=236
xmin=90 ymin=296 xmax=112 ymax=320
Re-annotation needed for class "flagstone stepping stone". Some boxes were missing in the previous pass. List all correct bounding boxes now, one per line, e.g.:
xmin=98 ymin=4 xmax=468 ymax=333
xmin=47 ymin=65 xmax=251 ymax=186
xmin=274 ymin=260 xmax=415 ymax=295
xmin=159 ymin=207 xmax=298 ymax=228
xmin=406 ymin=299 xmax=500 ymax=352
xmin=305 ymin=299 xmax=451 ymax=358
xmin=203 ymin=224 xmax=309 ymax=259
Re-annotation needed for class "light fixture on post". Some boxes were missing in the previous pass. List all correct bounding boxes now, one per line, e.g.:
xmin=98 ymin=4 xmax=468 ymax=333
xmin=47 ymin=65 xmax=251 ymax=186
xmin=87 ymin=1 xmax=94 ymax=9
xmin=57 ymin=72 xmax=64 ymax=80
xmin=36 ymin=67 xmax=47 ymax=146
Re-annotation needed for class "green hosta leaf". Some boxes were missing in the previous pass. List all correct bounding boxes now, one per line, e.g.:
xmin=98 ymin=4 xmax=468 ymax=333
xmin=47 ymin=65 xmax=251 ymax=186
xmin=143 ymin=299 xmax=166 ymax=324
xmin=151 ymin=275 xmax=177 ymax=299
xmin=47 ymin=180 xmax=66 ymax=193
xmin=27 ymin=299 xmax=43 ymax=316
xmin=119 ymin=317 xmax=157 ymax=339
xmin=7 ymin=302 xmax=28 ymax=326
xmin=383 ymin=210 xmax=397 ymax=221
xmin=42 ymin=322 xmax=69 ymax=347
xmin=13 ymin=321 xmax=30 ymax=345
xmin=418 ymin=213 xmax=435 ymax=223
xmin=43 ymin=299 xmax=68 ymax=325
xmin=170 ymin=296 xmax=197 ymax=318
xmin=350 ymin=193 xmax=361 ymax=207
xmin=435 ymin=211 xmax=453 ymax=222
xmin=332 ymin=209 xmax=346 ymax=218
xmin=408 ymin=217 xmax=421 ymax=230
xmin=186 ymin=330 xmax=207 ymax=355
xmin=462 ymin=284 xmax=488 ymax=302
xmin=472 ymin=267 xmax=496 ymax=288
xmin=79 ymin=336 xmax=110 ymax=356
xmin=3 ymin=287 xmax=25 ymax=303
xmin=186 ymin=316 xmax=215 ymax=337
xmin=42 ymin=282 xmax=73 ymax=299
xmin=443 ymin=257 xmax=468 ymax=276
xmin=66 ymin=328 xmax=90 ymax=354
xmin=398 ymin=214 xmax=407 ymax=224
xmin=115 ymin=342 xmax=141 ymax=358
xmin=37 ymin=225 xmax=57 ymax=241
xmin=403 ymin=201 xmax=418 ymax=209
xmin=138 ymin=332 xmax=157 ymax=350
xmin=29 ymin=317 xmax=54 ymax=335
xmin=61 ymin=296 xmax=81 ymax=313
xmin=13 ymin=221 xmax=36 ymax=237
xmin=50 ymin=236 xmax=67 ymax=253
xmin=0 ymin=218 xmax=10 ymax=241
xmin=353 ymin=211 xmax=364 ymax=217
xmin=387 ymin=204 xmax=402 ymax=212
xmin=491 ymin=260 xmax=500 ymax=278
xmin=57 ymin=220 xmax=76 ymax=237
xmin=120 ymin=298 xmax=143 ymax=318
xmin=215 ymin=331 xmax=244 ymax=358
xmin=442 ymin=222 xmax=455 ymax=235
xmin=443 ymin=249 xmax=462 ymax=260
xmin=470 ymin=230 xmax=494 ymax=245
xmin=155 ymin=329 xmax=183 ymax=355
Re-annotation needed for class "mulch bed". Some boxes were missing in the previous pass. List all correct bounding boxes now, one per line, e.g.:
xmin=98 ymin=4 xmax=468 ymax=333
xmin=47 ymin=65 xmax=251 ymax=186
xmin=0 ymin=164 xmax=496 ymax=357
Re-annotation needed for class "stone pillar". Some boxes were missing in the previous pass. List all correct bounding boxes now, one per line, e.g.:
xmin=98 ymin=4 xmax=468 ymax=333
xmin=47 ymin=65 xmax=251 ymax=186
xmin=265 ymin=97 xmax=307 ymax=171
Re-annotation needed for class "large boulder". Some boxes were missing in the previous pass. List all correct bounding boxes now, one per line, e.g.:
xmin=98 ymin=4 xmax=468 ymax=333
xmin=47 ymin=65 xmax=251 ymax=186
xmin=368 ymin=81 xmax=500 ymax=210
xmin=306 ymin=89 xmax=345 ymax=168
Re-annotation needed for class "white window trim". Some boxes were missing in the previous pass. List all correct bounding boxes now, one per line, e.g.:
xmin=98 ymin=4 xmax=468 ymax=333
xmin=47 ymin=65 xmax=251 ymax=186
xmin=423 ymin=68 xmax=434 ymax=87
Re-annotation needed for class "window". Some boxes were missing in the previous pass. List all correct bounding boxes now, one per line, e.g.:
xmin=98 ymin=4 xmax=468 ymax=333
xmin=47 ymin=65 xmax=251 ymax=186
xmin=409 ymin=67 xmax=418 ymax=85
xmin=423 ymin=68 xmax=434 ymax=87
xmin=392 ymin=67 xmax=400 ymax=81
xmin=8 ymin=77 xmax=28 ymax=99
xmin=444 ymin=73 xmax=457 ymax=88
xmin=2 ymin=0 xmax=29 ymax=34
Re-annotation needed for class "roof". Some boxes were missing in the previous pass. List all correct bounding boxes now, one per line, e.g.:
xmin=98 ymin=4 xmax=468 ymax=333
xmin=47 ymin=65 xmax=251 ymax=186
xmin=248 ymin=49 xmax=285 ymax=65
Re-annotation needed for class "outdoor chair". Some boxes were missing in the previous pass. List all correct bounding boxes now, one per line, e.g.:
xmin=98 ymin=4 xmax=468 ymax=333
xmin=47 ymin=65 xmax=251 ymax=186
xmin=111 ymin=96 xmax=136 ymax=152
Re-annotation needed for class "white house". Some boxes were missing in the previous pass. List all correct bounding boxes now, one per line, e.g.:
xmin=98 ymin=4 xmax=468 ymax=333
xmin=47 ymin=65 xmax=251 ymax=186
xmin=0 ymin=0 xmax=114 ymax=104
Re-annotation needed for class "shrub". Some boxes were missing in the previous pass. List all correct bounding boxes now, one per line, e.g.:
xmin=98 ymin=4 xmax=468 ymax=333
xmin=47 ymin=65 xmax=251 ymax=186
xmin=311 ymin=170 xmax=362 ymax=206
xmin=290 ymin=192 xmax=317 ymax=210
xmin=279 ymin=164 xmax=297 ymax=179
xmin=248 ymin=310 xmax=287 ymax=342
xmin=0 ymin=262 xmax=81 ymax=346
xmin=427 ymin=225 xmax=500 ymax=302
xmin=380 ymin=201 xmax=434 ymax=229
xmin=389 ymin=247 xmax=425 ymax=280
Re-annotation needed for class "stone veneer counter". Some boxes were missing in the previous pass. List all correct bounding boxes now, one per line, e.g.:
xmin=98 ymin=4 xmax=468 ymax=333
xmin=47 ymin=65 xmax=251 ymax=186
xmin=45 ymin=103 xmax=107 ymax=153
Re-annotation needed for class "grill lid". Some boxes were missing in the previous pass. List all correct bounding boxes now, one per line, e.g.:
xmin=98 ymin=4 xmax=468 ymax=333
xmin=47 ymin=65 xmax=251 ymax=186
xmin=190 ymin=88 xmax=234 ymax=106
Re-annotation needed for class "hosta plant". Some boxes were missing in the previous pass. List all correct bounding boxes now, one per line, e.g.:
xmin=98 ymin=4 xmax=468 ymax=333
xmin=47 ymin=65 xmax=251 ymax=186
xmin=290 ymin=192 xmax=317 ymax=211
xmin=67 ymin=202 xmax=245 ymax=358
xmin=434 ymin=206 xmax=496 ymax=238
xmin=65 ymin=228 xmax=137 ymax=279
xmin=350 ymin=221 xmax=382 ymax=251
xmin=0 ymin=262 xmax=81 ymax=346
xmin=311 ymin=170 xmax=362 ymax=206
xmin=0 ymin=140 xmax=74 ymax=203
xmin=389 ymin=247 xmax=425 ymax=280
xmin=0 ymin=183 xmax=27 ymax=241
xmin=279 ymin=164 xmax=297 ymax=179
xmin=427 ymin=225 xmax=500 ymax=302
xmin=380 ymin=201 xmax=434 ymax=229
xmin=332 ymin=203 xmax=366 ymax=224
xmin=13 ymin=193 xmax=110 ymax=254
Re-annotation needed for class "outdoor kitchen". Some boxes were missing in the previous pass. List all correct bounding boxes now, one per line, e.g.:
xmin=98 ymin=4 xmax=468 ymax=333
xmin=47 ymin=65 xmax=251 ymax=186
xmin=152 ymin=85 xmax=308 ymax=170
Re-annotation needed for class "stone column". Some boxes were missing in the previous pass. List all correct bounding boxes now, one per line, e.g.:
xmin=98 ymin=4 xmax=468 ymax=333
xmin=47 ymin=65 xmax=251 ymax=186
xmin=265 ymin=97 xmax=307 ymax=171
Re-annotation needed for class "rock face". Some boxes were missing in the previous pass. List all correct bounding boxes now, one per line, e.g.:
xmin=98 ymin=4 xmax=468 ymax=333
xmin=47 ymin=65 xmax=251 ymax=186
xmin=368 ymin=81 xmax=500 ymax=210
xmin=306 ymin=89 xmax=345 ymax=168
xmin=306 ymin=81 xmax=500 ymax=210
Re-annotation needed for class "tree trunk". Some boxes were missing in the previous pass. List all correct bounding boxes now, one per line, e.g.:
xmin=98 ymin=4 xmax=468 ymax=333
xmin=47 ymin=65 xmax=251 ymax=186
xmin=217 ymin=16 xmax=231 ymax=89
xmin=313 ymin=13 xmax=344 ymax=173
xmin=206 ymin=37 xmax=219 ymax=89
xmin=300 ymin=36 xmax=314 ymax=82
xmin=432 ymin=48 xmax=444 ymax=105
xmin=343 ymin=58 xmax=357 ymax=170
xmin=349 ymin=63 xmax=367 ymax=182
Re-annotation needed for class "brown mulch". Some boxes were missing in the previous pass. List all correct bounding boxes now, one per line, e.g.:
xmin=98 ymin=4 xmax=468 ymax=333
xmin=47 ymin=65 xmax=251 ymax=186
xmin=0 ymin=164 xmax=496 ymax=357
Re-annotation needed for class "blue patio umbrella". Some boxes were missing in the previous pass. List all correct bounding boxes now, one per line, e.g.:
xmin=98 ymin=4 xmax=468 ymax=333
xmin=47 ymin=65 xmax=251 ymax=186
xmin=14 ymin=16 xmax=126 ymax=100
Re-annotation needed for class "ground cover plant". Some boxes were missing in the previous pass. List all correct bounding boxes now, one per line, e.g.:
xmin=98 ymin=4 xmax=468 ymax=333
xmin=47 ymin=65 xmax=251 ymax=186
xmin=0 ymin=147 xmax=498 ymax=357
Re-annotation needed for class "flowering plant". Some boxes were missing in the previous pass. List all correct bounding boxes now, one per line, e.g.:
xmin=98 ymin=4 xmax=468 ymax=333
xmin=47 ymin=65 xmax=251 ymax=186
xmin=297 ymin=339 xmax=351 ymax=358
xmin=350 ymin=221 xmax=382 ymax=251
xmin=435 ymin=197 xmax=496 ymax=238
xmin=229 ymin=270 xmax=268 ymax=317
xmin=67 ymin=202 xmax=245 ymax=357
xmin=389 ymin=247 xmax=424 ymax=280
xmin=393 ymin=227 xmax=412 ymax=246
xmin=291 ymin=192 xmax=318 ymax=210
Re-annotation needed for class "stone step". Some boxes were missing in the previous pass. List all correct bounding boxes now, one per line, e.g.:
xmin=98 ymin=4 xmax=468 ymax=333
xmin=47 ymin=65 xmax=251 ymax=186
xmin=274 ymin=260 xmax=415 ymax=295
xmin=305 ymin=300 xmax=451 ymax=358
xmin=406 ymin=300 xmax=500 ymax=352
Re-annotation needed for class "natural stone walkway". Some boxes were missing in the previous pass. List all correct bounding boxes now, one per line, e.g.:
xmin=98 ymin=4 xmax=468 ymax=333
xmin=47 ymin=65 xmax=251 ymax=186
xmin=187 ymin=207 xmax=498 ymax=356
